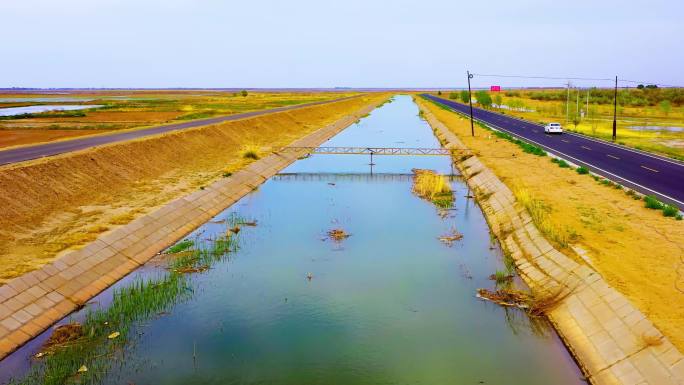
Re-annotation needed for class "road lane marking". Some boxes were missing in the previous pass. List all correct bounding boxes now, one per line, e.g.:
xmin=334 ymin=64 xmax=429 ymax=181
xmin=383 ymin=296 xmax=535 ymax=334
xmin=607 ymin=154 xmax=620 ymax=160
xmin=532 ymin=130 xmax=539 ymax=133
xmin=561 ymin=139 xmax=570 ymax=143
xmin=641 ymin=165 xmax=659 ymax=173
xmin=581 ymin=146 xmax=591 ymax=150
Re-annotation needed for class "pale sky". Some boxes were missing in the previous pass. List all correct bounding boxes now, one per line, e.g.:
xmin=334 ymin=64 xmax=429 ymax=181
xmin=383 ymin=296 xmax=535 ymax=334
xmin=1 ymin=0 xmax=681 ymax=88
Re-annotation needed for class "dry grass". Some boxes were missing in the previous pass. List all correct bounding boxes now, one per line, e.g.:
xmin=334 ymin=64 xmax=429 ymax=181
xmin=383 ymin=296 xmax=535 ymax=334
xmin=412 ymin=169 xmax=454 ymax=207
xmin=0 ymin=94 xmax=388 ymax=283
xmin=526 ymin=286 xmax=573 ymax=317
xmin=240 ymin=145 xmax=261 ymax=160
xmin=512 ymin=185 xmax=577 ymax=248
xmin=418 ymin=96 xmax=684 ymax=351
xmin=642 ymin=332 xmax=664 ymax=347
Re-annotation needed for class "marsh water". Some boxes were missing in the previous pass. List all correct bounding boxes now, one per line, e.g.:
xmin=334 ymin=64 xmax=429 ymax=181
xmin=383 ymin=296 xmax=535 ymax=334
xmin=1 ymin=95 xmax=583 ymax=385
xmin=0 ymin=105 xmax=103 ymax=116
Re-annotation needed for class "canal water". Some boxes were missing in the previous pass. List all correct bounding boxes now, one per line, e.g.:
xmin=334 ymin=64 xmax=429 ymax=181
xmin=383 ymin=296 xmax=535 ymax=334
xmin=1 ymin=95 xmax=583 ymax=385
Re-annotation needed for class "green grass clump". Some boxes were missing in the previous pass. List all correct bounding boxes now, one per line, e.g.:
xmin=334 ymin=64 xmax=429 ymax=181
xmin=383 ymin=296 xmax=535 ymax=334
xmin=576 ymin=166 xmax=589 ymax=175
xmin=492 ymin=130 xmax=546 ymax=156
xmin=11 ymin=217 xmax=246 ymax=385
xmin=642 ymin=195 xmax=681 ymax=219
xmin=644 ymin=195 xmax=665 ymax=210
xmin=167 ymin=239 xmax=194 ymax=253
xmin=663 ymin=205 xmax=680 ymax=217
xmin=551 ymin=158 xmax=570 ymax=168
xmin=11 ymin=272 xmax=191 ymax=385
xmin=176 ymin=111 xmax=217 ymax=120
xmin=493 ymin=270 xmax=512 ymax=285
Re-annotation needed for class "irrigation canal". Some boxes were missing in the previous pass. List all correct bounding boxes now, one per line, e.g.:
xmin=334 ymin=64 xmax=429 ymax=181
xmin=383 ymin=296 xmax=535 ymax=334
xmin=0 ymin=95 xmax=584 ymax=385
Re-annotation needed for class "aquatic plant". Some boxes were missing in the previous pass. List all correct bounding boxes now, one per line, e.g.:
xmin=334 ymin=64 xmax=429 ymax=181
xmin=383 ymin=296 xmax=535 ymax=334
xmin=10 ymin=217 xmax=245 ymax=385
xmin=167 ymin=239 xmax=194 ymax=254
xmin=412 ymin=169 xmax=454 ymax=208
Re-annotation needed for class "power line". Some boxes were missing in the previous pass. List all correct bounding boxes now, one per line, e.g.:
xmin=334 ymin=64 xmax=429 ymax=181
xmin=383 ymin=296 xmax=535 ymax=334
xmin=471 ymin=73 xmax=684 ymax=88
xmin=472 ymin=73 xmax=614 ymax=82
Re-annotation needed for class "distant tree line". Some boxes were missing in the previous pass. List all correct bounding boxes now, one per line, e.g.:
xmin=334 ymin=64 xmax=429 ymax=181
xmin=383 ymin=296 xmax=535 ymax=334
xmin=505 ymin=87 xmax=684 ymax=107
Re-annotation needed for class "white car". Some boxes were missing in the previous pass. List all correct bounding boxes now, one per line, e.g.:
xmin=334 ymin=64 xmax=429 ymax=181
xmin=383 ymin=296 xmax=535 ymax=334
xmin=544 ymin=122 xmax=563 ymax=134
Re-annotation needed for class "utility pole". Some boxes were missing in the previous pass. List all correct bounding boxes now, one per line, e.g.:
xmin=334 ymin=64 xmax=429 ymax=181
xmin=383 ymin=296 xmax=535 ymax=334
xmin=612 ymin=76 xmax=618 ymax=141
xmin=565 ymin=81 xmax=571 ymax=122
xmin=586 ymin=89 xmax=589 ymax=119
xmin=467 ymin=71 xmax=475 ymax=136
xmin=576 ymin=88 xmax=579 ymax=120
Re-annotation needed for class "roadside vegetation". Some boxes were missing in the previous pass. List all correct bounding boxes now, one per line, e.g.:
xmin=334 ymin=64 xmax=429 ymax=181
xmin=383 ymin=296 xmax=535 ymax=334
xmin=452 ymin=87 xmax=684 ymax=160
xmin=418 ymin=95 xmax=684 ymax=351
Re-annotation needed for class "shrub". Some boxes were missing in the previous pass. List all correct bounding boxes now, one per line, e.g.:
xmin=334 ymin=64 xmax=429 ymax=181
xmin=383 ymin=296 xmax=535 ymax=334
xmin=644 ymin=195 xmax=664 ymax=210
xmin=460 ymin=90 xmax=470 ymax=104
xmin=576 ymin=166 xmax=589 ymax=175
xmin=475 ymin=90 xmax=493 ymax=109
xmin=552 ymin=158 xmax=570 ymax=168
xmin=241 ymin=89 xmax=248 ymax=97
xmin=663 ymin=205 xmax=679 ymax=217
xmin=448 ymin=92 xmax=459 ymax=100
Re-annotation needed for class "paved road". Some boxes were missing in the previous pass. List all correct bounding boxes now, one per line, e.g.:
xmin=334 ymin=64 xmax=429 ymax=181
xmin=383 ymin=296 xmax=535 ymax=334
xmin=422 ymin=94 xmax=684 ymax=207
xmin=0 ymin=96 xmax=359 ymax=166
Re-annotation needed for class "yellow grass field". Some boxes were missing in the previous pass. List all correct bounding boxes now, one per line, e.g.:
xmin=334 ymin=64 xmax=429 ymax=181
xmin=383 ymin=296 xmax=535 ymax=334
xmin=417 ymin=96 xmax=684 ymax=351
xmin=0 ymin=93 xmax=387 ymax=283
xmin=0 ymin=90 xmax=357 ymax=148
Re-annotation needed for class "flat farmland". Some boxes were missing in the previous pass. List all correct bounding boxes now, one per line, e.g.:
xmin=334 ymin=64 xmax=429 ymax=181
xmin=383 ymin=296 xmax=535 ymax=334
xmin=0 ymin=90 xmax=357 ymax=148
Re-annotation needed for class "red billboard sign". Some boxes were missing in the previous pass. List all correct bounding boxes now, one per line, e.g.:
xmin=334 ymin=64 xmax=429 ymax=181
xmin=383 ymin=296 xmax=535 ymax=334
xmin=490 ymin=86 xmax=501 ymax=92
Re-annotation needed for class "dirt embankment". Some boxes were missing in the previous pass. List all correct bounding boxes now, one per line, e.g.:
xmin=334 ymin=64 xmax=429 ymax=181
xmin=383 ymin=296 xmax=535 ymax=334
xmin=0 ymin=94 xmax=388 ymax=282
xmin=417 ymin=97 xmax=684 ymax=351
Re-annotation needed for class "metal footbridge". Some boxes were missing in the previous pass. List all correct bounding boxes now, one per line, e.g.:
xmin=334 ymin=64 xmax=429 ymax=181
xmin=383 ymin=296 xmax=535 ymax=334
xmin=276 ymin=146 xmax=460 ymax=156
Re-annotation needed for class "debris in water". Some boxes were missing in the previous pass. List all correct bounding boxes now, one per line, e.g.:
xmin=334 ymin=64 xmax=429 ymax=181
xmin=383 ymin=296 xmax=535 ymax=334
xmin=306 ymin=273 xmax=313 ymax=281
xmin=34 ymin=352 xmax=46 ymax=359
xmin=438 ymin=229 xmax=463 ymax=246
xmin=488 ymin=273 xmax=514 ymax=283
xmin=210 ymin=219 xmax=227 ymax=224
xmin=240 ymin=220 xmax=258 ymax=227
xmin=229 ymin=226 xmax=241 ymax=234
xmin=476 ymin=288 xmax=529 ymax=309
xmin=77 ymin=365 xmax=88 ymax=373
xmin=43 ymin=323 xmax=83 ymax=349
xmin=327 ymin=228 xmax=350 ymax=242
xmin=107 ymin=331 xmax=121 ymax=340
xmin=174 ymin=265 xmax=209 ymax=274
xmin=328 ymin=182 xmax=336 ymax=186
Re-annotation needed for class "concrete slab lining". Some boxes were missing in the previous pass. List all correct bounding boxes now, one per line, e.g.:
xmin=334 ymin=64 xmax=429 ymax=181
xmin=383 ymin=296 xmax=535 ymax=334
xmin=417 ymin=100 xmax=684 ymax=385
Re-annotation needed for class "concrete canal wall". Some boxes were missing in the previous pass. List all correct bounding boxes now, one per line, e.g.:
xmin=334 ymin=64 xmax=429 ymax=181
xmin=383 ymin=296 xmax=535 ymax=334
xmin=417 ymin=99 xmax=684 ymax=385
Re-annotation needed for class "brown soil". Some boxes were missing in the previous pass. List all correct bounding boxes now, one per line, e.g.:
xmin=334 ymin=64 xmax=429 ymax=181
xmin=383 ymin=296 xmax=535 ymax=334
xmin=0 ymin=129 xmax=108 ymax=149
xmin=0 ymin=94 xmax=387 ymax=283
xmin=418 ymin=96 xmax=684 ymax=350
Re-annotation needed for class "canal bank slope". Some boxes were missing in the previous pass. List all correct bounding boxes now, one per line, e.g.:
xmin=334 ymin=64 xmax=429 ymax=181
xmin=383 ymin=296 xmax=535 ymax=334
xmin=0 ymin=94 xmax=388 ymax=359
xmin=416 ymin=97 xmax=684 ymax=385
xmin=0 ymin=94 xmax=386 ymax=283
